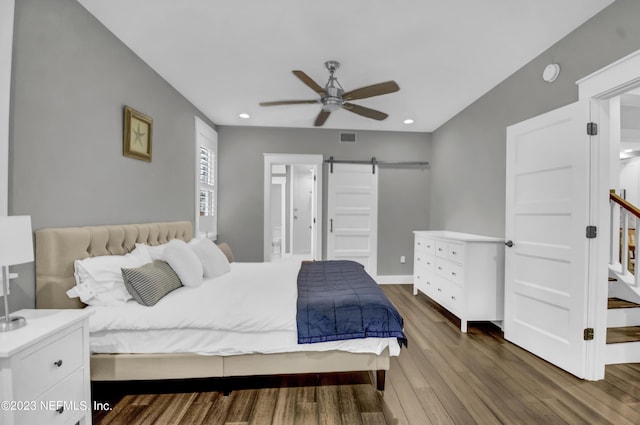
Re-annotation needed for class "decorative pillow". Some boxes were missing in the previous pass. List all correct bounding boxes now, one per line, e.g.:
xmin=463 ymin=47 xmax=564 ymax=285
xmin=217 ymin=242 xmax=235 ymax=263
xmin=162 ymin=239 xmax=204 ymax=287
xmin=122 ymin=260 xmax=183 ymax=306
xmin=189 ymin=238 xmax=231 ymax=279
xmin=66 ymin=245 xmax=153 ymax=306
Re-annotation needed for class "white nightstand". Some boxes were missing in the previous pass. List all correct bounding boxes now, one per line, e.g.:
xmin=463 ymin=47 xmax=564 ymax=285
xmin=0 ymin=309 xmax=93 ymax=425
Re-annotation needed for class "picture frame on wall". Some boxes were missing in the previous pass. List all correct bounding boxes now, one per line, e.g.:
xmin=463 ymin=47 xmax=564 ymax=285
xmin=123 ymin=105 xmax=152 ymax=162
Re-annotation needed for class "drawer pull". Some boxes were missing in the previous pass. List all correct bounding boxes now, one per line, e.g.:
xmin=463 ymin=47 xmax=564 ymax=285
xmin=452 ymin=251 xmax=457 ymax=255
xmin=426 ymin=281 xmax=431 ymax=285
xmin=451 ymin=272 xmax=457 ymax=277
xmin=56 ymin=406 xmax=64 ymax=414
xmin=417 ymin=257 xmax=421 ymax=261
xmin=437 ymin=266 xmax=442 ymax=270
xmin=417 ymin=242 xmax=421 ymax=246
xmin=438 ymin=248 xmax=443 ymax=252
xmin=54 ymin=360 xmax=63 ymax=367
xmin=437 ymin=288 xmax=442 ymax=292
xmin=451 ymin=296 xmax=456 ymax=300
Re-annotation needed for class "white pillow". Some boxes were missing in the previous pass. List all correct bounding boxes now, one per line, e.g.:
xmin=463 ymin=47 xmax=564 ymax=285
xmin=162 ymin=239 xmax=204 ymax=287
xmin=136 ymin=242 xmax=166 ymax=260
xmin=66 ymin=245 xmax=153 ymax=306
xmin=189 ymin=238 xmax=231 ymax=279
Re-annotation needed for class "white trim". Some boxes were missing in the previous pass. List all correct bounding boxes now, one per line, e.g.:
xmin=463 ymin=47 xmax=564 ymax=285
xmin=375 ymin=275 xmax=412 ymax=285
xmin=0 ymin=0 xmax=15 ymax=216
xmin=263 ymin=154 xmax=323 ymax=262
xmin=575 ymin=48 xmax=640 ymax=380
xmin=578 ymin=49 xmax=640 ymax=100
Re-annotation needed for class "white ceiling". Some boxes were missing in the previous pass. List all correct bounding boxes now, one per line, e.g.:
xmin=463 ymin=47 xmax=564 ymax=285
xmin=77 ymin=0 xmax=615 ymax=133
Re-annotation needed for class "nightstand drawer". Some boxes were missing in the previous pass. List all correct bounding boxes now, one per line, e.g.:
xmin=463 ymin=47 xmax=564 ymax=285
xmin=14 ymin=368 xmax=86 ymax=425
xmin=13 ymin=327 xmax=83 ymax=401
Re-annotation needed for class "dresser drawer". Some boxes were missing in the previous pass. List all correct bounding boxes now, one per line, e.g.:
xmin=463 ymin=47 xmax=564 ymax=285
xmin=441 ymin=283 xmax=463 ymax=314
xmin=13 ymin=327 xmax=83 ymax=401
xmin=447 ymin=242 xmax=465 ymax=262
xmin=14 ymin=368 xmax=86 ymax=425
xmin=435 ymin=258 xmax=465 ymax=285
xmin=414 ymin=252 xmax=435 ymax=272
xmin=415 ymin=237 xmax=435 ymax=256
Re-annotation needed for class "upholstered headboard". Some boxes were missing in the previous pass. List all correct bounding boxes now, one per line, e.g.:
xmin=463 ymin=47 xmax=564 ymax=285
xmin=35 ymin=221 xmax=193 ymax=309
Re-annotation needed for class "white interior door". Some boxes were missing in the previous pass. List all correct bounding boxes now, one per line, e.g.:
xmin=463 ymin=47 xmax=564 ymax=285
xmin=505 ymin=100 xmax=592 ymax=378
xmin=327 ymin=163 xmax=378 ymax=276
xmin=291 ymin=166 xmax=313 ymax=255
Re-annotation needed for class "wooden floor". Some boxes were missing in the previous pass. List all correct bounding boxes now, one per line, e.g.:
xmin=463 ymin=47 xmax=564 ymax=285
xmin=93 ymin=285 xmax=640 ymax=425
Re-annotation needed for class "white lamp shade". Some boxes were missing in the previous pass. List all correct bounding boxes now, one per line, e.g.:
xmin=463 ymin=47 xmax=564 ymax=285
xmin=199 ymin=215 xmax=215 ymax=233
xmin=0 ymin=216 xmax=34 ymax=266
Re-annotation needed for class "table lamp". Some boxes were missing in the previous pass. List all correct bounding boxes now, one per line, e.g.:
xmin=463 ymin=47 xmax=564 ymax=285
xmin=199 ymin=215 xmax=216 ymax=240
xmin=0 ymin=215 xmax=34 ymax=332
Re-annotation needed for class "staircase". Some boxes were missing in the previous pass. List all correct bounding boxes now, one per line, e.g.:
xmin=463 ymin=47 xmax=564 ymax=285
xmin=607 ymin=192 xmax=640 ymax=364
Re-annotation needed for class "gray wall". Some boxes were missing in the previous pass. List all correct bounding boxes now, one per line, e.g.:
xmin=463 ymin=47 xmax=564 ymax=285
xmin=430 ymin=0 xmax=640 ymax=237
xmin=5 ymin=0 xmax=215 ymax=314
xmin=217 ymin=126 xmax=431 ymax=275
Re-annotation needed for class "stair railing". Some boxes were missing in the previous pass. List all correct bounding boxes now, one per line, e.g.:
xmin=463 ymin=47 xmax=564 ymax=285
xmin=610 ymin=190 xmax=640 ymax=285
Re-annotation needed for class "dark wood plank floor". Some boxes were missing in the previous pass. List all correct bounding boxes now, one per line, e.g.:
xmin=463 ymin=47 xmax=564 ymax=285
xmin=93 ymin=285 xmax=640 ymax=425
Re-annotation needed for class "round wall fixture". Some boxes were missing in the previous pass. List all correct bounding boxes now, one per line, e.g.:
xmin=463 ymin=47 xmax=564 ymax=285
xmin=543 ymin=63 xmax=560 ymax=83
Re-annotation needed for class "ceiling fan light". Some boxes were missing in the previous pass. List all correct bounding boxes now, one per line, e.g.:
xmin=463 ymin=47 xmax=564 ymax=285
xmin=403 ymin=119 xmax=414 ymax=124
xmin=239 ymin=113 xmax=250 ymax=119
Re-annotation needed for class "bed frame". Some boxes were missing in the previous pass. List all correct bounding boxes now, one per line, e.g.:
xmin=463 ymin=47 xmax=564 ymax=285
xmin=34 ymin=221 xmax=388 ymax=390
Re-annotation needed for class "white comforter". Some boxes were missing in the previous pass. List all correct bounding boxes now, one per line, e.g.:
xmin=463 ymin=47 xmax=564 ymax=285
xmin=87 ymin=261 xmax=301 ymax=334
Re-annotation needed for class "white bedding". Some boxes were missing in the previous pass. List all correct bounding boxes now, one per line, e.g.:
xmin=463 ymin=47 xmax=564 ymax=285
xmin=87 ymin=261 xmax=400 ymax=356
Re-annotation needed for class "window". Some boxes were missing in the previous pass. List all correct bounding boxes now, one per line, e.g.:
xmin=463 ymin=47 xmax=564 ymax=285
xmin=195 ymin=118 xmax=217 ymax=239
xmin=199 ymin=146 xmax=215 ymax=216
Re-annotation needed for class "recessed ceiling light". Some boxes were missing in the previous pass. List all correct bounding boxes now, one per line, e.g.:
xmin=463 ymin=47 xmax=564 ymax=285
xmin=239 ymin=113 xmax=250 ymax=119
xmin=403 ymin=119 xmax=414 ymax=124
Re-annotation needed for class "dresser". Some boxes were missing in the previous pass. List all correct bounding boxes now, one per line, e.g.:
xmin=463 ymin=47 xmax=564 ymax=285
xmin=413 ymin=231 xmax=505 ymax=332
xmin=0 ymin=309 xmax=92 ymax=425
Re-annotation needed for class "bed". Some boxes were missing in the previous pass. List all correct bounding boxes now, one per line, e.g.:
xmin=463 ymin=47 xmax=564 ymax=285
xmin=34 ymin=221 xmax=402 ymax=390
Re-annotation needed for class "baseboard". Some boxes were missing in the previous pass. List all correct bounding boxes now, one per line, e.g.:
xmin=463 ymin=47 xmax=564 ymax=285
xmin=375 ymin=275 xmax=413 ymax=285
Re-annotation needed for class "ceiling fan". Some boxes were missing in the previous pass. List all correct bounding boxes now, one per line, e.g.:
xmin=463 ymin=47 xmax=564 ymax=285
xmin=259 ymin=61 xmax=400 ymax=127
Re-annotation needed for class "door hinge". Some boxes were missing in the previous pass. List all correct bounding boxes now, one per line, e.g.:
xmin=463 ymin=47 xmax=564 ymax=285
xmin=587 ymin=122 xmax=598 ymax=136
xmin=584 ymin=328 xmax=594 ymax=341
xmin=586 ymin=225 xmax=597 ymax=239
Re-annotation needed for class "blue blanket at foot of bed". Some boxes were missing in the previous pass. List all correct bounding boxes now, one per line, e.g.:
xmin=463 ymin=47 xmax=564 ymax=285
xmin=296 ymin=260 xmax=407 ymax=347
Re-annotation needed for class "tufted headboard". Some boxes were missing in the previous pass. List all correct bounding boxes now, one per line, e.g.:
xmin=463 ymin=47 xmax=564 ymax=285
xmin=35 ymin=221 xmax=193 ymax=309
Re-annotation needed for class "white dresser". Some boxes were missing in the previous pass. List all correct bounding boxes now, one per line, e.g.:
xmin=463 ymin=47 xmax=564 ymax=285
xmin=0 ymin=309 xmax=92 ymax=425
xmin=413 ymin=231 xmax=505 ymax=332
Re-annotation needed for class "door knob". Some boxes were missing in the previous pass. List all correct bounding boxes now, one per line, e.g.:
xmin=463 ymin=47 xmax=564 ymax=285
xmin=505 ymin=240 xmax=514 ymax=247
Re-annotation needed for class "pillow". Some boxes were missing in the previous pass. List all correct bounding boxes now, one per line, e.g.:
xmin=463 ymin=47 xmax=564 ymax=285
xmin=122 ymin=260 xmax=182 ymax=306
xmin=162 ymin=239 xmax=204 ymax=287
xmin=136 ymin=242 xmax=167 ymax=260
xmin=189 ymin=238 xmax=231 ymax=279
xmin=67 ymin=245 xmax=153 ymax=306
xmin=217 ymin=242 xmax=235 ymax=263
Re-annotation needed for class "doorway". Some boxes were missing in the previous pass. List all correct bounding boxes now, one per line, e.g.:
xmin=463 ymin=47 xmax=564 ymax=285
xmin=263 ymin=154 xmax=323 ymax=262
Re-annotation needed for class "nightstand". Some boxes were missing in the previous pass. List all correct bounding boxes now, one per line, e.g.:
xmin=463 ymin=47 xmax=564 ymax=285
xmin=0 ymin=309 xmax=92 ymax=425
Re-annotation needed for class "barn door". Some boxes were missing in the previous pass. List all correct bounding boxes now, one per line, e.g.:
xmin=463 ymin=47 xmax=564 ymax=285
xmin=327 ymin=163 xmax=378 ymax=276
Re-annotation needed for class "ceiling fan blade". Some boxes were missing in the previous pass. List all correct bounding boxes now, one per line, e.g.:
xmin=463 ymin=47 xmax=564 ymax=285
xmin=293 ymin=70 xmax=327 ymax=96
xmin=259 ymin=100 xmax=319 ymax=106
xmin=314 ymin=110 xmax=330 ymax=127
xmin=342 ymin=81 xmax=400 ymax=101
xmin=343 ymin=103 xmax=388 ymax=121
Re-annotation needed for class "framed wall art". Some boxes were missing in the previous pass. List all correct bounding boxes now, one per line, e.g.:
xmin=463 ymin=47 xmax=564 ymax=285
xmin=123 ymin=105 xmax=152 ymax=162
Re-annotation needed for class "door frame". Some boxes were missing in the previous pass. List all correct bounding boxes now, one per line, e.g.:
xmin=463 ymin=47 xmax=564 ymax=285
xmin=0 ymin=0 xmax=15 ymax=216
xmin=263 ymin=154 xmax=323 ymax=262
xmin=576 ymin=49 xmax=640 ymax=380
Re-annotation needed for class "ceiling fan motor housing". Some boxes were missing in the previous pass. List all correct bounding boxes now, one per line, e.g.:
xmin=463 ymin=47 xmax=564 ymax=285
xmin=323 ymin=60 xmax=344 ymax=111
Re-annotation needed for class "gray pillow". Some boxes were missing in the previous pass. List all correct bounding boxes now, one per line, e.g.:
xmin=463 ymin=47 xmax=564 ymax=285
xmin=121 ymin=260 xmax=183 ymax=306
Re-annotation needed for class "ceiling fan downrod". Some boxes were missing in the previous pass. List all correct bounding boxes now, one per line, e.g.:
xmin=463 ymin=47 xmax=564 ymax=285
xmin=322 ymin=60 xmax=344 ymax=112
